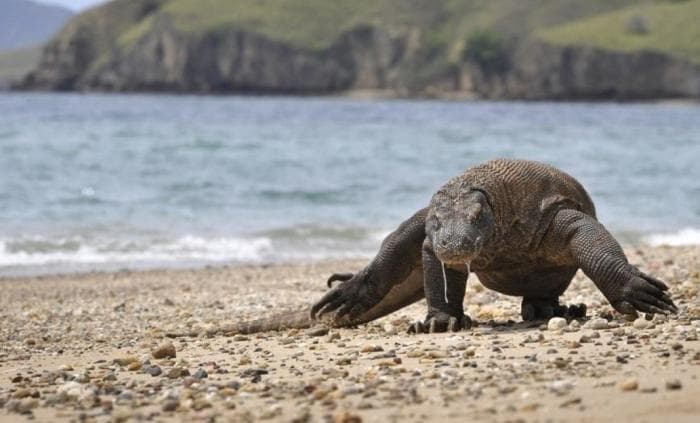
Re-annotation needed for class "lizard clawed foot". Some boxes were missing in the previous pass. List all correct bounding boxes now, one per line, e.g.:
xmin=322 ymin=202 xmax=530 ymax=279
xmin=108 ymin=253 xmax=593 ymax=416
xmin=611 ymin=267 xmax=677 ymax=319
xmin=311 ymin=270 xmax=378 ymax=322
xmin=408 ymin=312 xmax=472 ymax=334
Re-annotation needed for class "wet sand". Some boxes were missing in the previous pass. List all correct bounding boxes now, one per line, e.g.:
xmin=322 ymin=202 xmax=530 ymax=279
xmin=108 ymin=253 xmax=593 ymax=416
xmin=1 ymin=246 xmax=699 ymax=422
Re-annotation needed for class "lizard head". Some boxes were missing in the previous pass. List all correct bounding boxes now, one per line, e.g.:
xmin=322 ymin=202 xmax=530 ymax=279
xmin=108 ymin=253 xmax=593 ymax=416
xmin=426 ymin=188 xmax=494 ymax=264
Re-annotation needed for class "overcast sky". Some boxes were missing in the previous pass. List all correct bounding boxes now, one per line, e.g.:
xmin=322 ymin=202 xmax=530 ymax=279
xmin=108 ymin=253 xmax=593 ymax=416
xmin=35 ymin=0 xmax=106 ymax=11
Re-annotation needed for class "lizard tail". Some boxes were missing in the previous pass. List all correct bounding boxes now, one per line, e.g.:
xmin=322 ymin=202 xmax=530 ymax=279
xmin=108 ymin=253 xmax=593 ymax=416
xmin=220 ymin=309 xmax=314 ymax=335
xmin=165 ymin=309 xmax=315 ymax=338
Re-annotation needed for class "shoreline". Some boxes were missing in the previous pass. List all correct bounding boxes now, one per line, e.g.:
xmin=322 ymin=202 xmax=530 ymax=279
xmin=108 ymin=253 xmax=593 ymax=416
xmin=2 ymin=88 xmax=700 ymax=105
xmin=1 ymin=246 xmax=698 ymax=421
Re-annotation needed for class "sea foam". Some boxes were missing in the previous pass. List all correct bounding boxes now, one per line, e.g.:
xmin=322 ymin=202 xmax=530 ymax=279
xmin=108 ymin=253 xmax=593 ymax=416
xmin=645 ymin=228 xmax=700 ymax=246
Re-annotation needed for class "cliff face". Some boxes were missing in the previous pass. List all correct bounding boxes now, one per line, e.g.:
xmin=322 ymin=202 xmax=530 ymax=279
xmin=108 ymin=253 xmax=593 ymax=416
xmin=20 ymin=1 xmax=700 ymax=100
xmin=465 ymin=42 xmax=700 ymax=100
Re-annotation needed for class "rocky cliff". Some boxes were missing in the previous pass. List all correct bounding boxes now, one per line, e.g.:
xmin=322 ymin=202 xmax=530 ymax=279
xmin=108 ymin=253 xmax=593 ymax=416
xmin=19 ymin=0 xmax=700 ymax=100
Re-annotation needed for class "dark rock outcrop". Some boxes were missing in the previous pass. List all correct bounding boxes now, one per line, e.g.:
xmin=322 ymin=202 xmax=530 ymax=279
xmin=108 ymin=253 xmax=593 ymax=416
xmin=464 ymin=41 xmax=700 ymax=100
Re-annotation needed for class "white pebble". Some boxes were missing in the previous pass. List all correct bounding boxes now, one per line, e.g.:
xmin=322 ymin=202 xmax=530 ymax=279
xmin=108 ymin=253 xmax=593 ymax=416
xmin=633 ymin=318 xmax=651 ymax=330
xmin=547 ymin=317 xmax=567 ymax=331
xmin=586 ymin=318 xmax=609 ymax=330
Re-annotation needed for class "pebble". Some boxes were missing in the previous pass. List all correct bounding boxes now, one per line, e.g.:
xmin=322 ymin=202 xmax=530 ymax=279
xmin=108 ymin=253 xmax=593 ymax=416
xmin=152 ymin=341 xmax=177 ymax=359
xmin=665 ymin=379 xmax=682 ymax=390
xmin=633 ymin=318 xmax=651 ymax=330
xmin=305 ymin=326 xmax=329 ymax=337
xmin=548 ymin=317 xmax=567 ymax=331
xmin=361 ymin=345 xmax=383 ymax=353
xmin=127 ymin=361 xmax=142 ymax=371
xmin=5 ymin=398 xmax=38 ymax=414
xmin=621 ymin=378 xmax=638 ymax=391
xmin=144 ymin=365 xmax=162 ymax=377
xmin=192 ymin=368 xmax=208 ymax=379
xmin=167 ymin=367 xmax=189 ymax=379
xmin=114 ymin=356 xmax=139 ymax=366
xmin=587 ymin=318 xmax=609 ymax=330
xmin=162 ymin=399 xmax=179 ymax=412
xmin=334 ymin=411 xmax=363 ymax=423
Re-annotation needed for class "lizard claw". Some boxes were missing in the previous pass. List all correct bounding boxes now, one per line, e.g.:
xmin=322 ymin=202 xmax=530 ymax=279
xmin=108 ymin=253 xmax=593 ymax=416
xmin=311 ymin=270 xmax=377 ymax=322
xmin=327 ymin=272 xmax=354 ymax=288
xmin=408 ymin=313 xmax=471 ymax=334
xmin=611 ymin=268 xmax=678 ymax=318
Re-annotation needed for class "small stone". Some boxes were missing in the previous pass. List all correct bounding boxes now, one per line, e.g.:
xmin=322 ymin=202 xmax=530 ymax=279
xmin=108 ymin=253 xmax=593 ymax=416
xmin=360 ymin=345 xmax=383 ymax=353
xmin=334 ymin=411 xmax=362 ymax=423
xmin=127 ymin=361 xmax=142 ymax=371
xmin=162 ymin=399 xmax=179 ymax=412
xmin=192 ymin=398 xmax=211 ymax=411
xmin=114 ymin=356 xmax=139 ymax=366
xmin=6 ymin=398 xmax=38 ymax=414
xmin=167 ymin=367 xmax=189 ymax=379
xmin=665 ymin=379 xmax=682 ymax=390
xmin=305 ymin=326 xmax=329 ymax=337
xmin=568 ymin=320 xmax=581 ymax=331
xmin=633 ymin=318 xmax=651 ymax=330
xmin=144 ymin=365 xmax=162 ymax=377
xmin=383 ymin=323 xmax=397 ymax=335
xmin=192 ymin=368 xmax=208 ymax=379
xmin=588 ymin=318 xmax=609 ymax=330
xmin=548 ymin=317 xmax=567 ymax=331
xmin=621 ymin=378 xmax=638 ymax=391
xmin=232 ymin=335 xmax=249 ymax=341
xmin=152 ymin=342 xmax=176 ymax=359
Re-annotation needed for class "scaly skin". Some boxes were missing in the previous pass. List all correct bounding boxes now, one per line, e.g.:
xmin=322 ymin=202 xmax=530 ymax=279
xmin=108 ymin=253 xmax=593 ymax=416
xmin=173 ymin=159 xmax=676 ymax=337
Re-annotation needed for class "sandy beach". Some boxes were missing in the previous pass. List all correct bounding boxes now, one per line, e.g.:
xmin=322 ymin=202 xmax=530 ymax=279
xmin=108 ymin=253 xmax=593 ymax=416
xmin=1 ymin=245 xmax=699 ymax=422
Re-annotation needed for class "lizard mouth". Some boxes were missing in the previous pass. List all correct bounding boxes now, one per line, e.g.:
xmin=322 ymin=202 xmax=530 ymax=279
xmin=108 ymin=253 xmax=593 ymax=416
xmin=434 ymin=235 xmax=483 ymax=265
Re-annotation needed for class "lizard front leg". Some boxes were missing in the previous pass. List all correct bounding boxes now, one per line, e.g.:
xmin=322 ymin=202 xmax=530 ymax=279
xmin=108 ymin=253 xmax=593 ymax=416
xmin=310 ymin=208 xmax=428 ymax=324
xmin=409 ymin=239 xmax=471 ymax=333
xmin=546 ymin=209 xmax=677 ymax=318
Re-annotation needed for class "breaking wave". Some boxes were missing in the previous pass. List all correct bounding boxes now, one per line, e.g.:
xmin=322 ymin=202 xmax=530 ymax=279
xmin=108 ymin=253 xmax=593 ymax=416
xmin=645 ymin=228 xmax=700 ymax=247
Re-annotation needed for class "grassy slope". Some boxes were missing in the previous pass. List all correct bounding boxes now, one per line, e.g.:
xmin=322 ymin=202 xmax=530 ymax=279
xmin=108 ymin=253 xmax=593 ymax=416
xmin=50 ymin=0 xmax=700 ymax=72
xmin=537 ymin=0 xmax=700 ymax=64
xmin=0 ymin=46 xmax=42 ymax=84
xmin=117 ymin=0 xmax=650 ymax=59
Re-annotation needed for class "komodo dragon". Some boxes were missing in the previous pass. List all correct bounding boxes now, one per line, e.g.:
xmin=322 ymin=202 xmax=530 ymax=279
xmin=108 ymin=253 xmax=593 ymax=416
xmin=169 ymin=159 xmax=677 ymax=337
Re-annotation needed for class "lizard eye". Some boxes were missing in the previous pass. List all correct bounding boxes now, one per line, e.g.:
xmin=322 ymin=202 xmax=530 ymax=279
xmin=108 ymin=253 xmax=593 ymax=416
xmin=466 ymin=203 xmax=482 ymax=221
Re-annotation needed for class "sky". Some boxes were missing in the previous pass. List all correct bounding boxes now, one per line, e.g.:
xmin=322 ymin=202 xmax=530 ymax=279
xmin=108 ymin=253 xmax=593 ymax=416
xmin=35 ymin=0 xmax=106 ymax=11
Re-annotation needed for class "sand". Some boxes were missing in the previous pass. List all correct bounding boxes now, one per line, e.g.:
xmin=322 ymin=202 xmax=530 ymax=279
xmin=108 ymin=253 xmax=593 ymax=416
xmin=1 ymin=245 xmax=699 ymax=422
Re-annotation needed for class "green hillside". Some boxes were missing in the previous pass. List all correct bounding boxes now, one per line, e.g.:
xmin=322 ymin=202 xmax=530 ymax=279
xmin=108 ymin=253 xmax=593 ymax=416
xmin=21 ymin=0 xmax=700 ymax=98
xmin=538 ymin=0 xmax=700 ymax=64
xmin=117 ymin=0 xmax=658 ymax=60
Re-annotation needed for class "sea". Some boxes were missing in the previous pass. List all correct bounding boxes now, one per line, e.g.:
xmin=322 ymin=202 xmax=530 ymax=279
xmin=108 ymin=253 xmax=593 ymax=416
xmin=1 ymin=93 xmax=698 ymax=276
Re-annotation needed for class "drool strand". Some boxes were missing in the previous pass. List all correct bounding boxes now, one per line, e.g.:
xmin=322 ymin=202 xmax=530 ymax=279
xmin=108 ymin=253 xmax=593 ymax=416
xmin=441 ymin=261 xmax=449 ymax=304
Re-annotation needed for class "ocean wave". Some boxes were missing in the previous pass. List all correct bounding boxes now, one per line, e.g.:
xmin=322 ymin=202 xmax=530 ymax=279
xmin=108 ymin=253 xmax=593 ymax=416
xmin=0 ymin=235 xmax=273 ymax=268
xmin=645 ymin=228 xmax=700 ymax=246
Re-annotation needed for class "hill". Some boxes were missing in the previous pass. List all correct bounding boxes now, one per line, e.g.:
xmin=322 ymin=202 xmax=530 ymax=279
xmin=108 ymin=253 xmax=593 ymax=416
xmin=0 ymin=0 xmax=73 ymax=51
xmin=19 ymin=0 xmax=700 ymax=99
